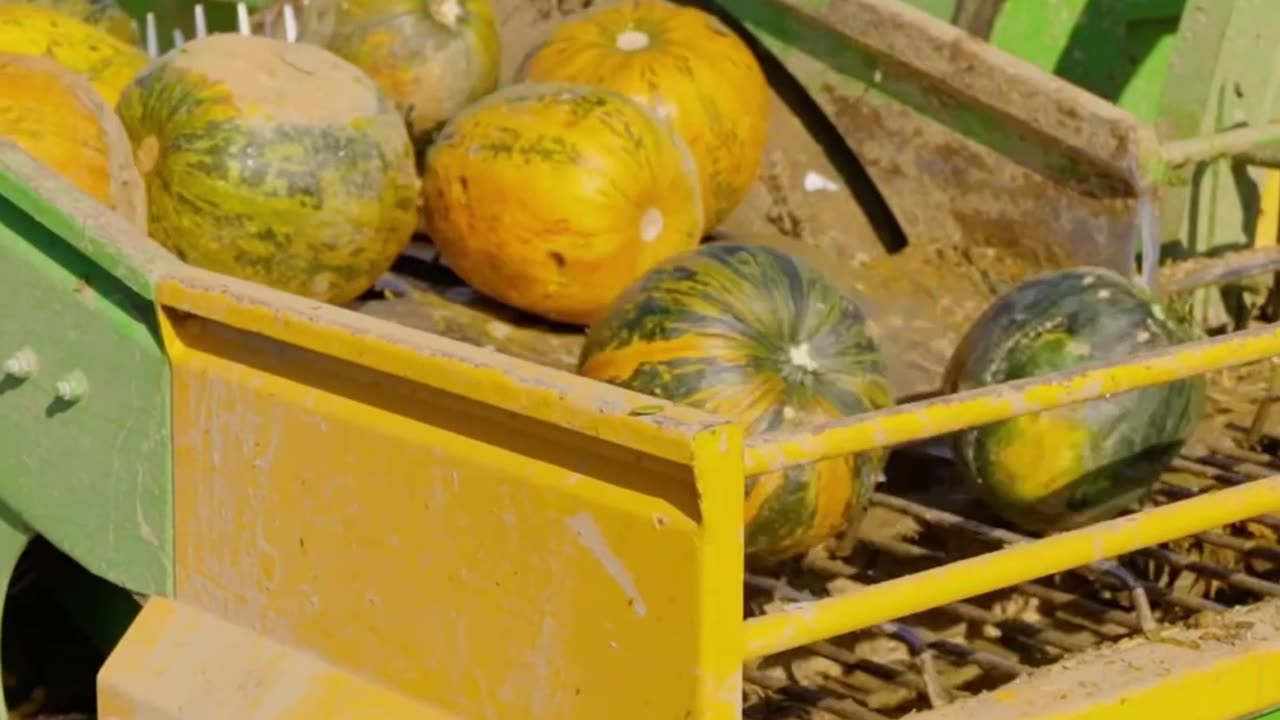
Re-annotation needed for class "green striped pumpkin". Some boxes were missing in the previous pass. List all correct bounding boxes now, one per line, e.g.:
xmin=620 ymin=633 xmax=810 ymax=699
xmin=944 ymin=267 xmax=1208 ymax=533
xmin=116 ymin=33 xmax=420 ymax=304
xmin=578 ymin=242 xmax=894 ymax=565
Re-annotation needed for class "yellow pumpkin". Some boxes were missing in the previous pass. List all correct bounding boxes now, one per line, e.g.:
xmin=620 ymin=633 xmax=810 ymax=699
xmin=421 ymin=82 xmax=704 ymax=325
xmin=260 ymin=0 xmax=500 ymax=156
xmin=0 ymin=0 xmax=140 ymax=45
xmin=0 ymin=52 xmax=146 ymax=226
xmin=517 ymin=0 xmax=770 ymax=229
xmin=0 ymin=3 xmax=147 ymax=105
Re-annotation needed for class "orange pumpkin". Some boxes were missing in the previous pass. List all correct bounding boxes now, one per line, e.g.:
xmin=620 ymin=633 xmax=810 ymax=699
xmin=0 ymin=3 xmax=147 ymax=106
xmin=257 ymin=0 xmax=500 ymax=156
xmin=0 ymin=52 xmax=146 ymax=226
xmin=421 ymin=82 xmax=704 ymax=325
xmin=0 ymin=0 xmax=141 ymax=45
xmin=517 ymin=0 xmax=770 ymax=229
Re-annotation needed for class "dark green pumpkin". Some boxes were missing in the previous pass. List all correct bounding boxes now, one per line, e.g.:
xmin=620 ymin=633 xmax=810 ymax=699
xmin=578 ymin=242 xmax=894 ymax=566
xmin=943 ymin=267 xmax=1208 ymax=533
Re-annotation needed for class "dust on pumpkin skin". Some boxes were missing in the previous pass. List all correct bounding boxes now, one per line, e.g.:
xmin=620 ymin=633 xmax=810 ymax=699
xmin=579 ymin=243 xmax=894 ymax=564
xmin=315 ymin=0 xmax=501 ymax=152
xmin=422 ymin=82 xmax=704 ymax=325
xmin=0 ymin=53 xmax=146 ymax=227
xmin=518 ymin=0 xmax=770 ymax=229
xmin=945 ymin=267 xmax=1208 ymax=533
xmin=117 ymin=34 xmax=420 ymax=304
xmin=0 ymin=4 xmax=145 ymax=106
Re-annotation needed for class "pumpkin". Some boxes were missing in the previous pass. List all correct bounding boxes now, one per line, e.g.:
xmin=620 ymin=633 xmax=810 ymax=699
xmin=1 ymin=0 xmax=140 ymax=45
xmin=421 ymin=81 xmax=704 ymax=325
xmin=116 ymin=33 xmax=420 ymax=304
xmin=286 ymin=0 xmax=500 ymax=157
xmin=578 ymin=242 xmax=894 ymax=565
xmin=0 ymin=4 xmax=147 ymax=105
xmin=516 ymin=0 xmax=770 ymax=229
xmin=944 ymin=267 xmax=1208 ymax=534
xmin=0 ymin=53 xmax=146 ymax=227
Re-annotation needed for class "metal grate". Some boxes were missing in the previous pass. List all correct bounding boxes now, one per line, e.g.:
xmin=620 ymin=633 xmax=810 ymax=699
xmin=743 ymin=359 xmax=1280 ymax=719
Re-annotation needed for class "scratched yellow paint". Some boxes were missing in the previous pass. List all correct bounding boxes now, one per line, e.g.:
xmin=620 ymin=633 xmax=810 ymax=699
xmin=99 ymin=597 xmax=464 ymax=718
xmin=155 ymin=269 xmax=745 ymax=720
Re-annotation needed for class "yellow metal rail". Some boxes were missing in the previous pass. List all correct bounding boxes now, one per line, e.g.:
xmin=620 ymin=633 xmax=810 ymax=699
xmin=744 ymin=321 xmax=1280 ymax=474
xmin=744 ymin=474 xmax=1280 ymax=659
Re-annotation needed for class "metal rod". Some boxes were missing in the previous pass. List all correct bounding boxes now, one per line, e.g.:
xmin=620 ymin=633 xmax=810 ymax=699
xmin=1160 ymin=247 xmax=1280 ymax=295
xmin=1162 ymin=122 xmax=1280 ymax=169
xmin=745 ymin=323 xmax=1280 ymax=474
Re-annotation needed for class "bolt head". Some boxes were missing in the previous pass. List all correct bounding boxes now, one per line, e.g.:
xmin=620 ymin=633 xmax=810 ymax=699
xmin=2 ymin=348 xmax=38 ymax=379
xmin=53 ymin=370 xmax=88 ymax=403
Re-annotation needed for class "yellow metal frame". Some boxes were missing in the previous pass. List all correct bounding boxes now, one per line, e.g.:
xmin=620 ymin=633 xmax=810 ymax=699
xmin=90 ymin=260 xmax=1280 ymax=720
xmin=80 ymin=152 xmax=1280 ymax=719
xmin=136 ymin=267 xmax=745 ymax=720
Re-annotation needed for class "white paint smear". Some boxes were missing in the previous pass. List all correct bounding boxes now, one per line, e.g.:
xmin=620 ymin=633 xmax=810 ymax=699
xmin=803 ymin=171 xmax=840 ymax=192
xmin=566 ymin=513 xmax=648 ymax=617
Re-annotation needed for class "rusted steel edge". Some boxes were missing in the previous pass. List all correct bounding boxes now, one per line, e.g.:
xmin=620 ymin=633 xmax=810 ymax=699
xmin=744 ymin=321 xmax=1280 ymax=474
xmin=736 ymin=0 xmax=1161 ymax=183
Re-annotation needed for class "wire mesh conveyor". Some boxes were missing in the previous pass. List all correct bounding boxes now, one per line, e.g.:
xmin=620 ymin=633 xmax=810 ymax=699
xmin=743 ymin=359 xmax=1280 ymax=719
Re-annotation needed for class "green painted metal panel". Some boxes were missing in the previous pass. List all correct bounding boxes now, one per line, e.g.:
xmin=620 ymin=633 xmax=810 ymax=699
xmin=0 ymin=148 xmax=172 ymax=597
xmin=901 ymin=0 xmax=955 ymax=21
xmin=988 ymin=0 xmax=1186 ymax=123
xmin=1156 ymin=0 xmax=1280 ymax=248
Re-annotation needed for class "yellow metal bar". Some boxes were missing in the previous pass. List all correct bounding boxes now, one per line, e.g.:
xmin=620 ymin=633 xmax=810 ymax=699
xmin=688 ymin=426 xmax=747 ymax=719
xmin=745 ymin=322 xmax=1280 ymax=475
xmin=743 ymin=474 xmax=1280 ymax=660
xmin=156 ymin=276 xmax=733 ymax=720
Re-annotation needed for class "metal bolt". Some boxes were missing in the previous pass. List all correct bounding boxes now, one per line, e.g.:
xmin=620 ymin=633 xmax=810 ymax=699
xmin=2 ymin=347 xmax=38 ymax=379
xmin=54 ymin=370 xmax=88 ymax=403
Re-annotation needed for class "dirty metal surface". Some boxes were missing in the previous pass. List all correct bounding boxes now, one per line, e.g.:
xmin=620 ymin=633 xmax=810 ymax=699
xmin=712 ymin=0 xmax=1149 ymax=276
xmin=738 ymin=357 xmax=1280 ymax=719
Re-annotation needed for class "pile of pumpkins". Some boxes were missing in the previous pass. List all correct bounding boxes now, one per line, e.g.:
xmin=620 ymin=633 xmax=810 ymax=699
xmin=0 ymin=0 xmax=1208 ymax=570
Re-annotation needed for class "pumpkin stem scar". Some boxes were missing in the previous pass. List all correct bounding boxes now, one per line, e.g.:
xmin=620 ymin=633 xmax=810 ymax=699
xmin=429 ymin=0 xmax=463 ymax=29
xmin=135 ymin=135 xmax=160 ymax=175
xmin=788 ymin=342 xmax=820 ymax=372
xmin=615 ymin=29 xmax=650 ymax=51
xmin=639 ymin=207 xmax=663 ymax=243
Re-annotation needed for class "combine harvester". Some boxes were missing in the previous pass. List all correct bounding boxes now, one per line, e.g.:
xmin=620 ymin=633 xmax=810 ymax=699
xmin=4 ymin=0 xmax=1280 ymax=717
